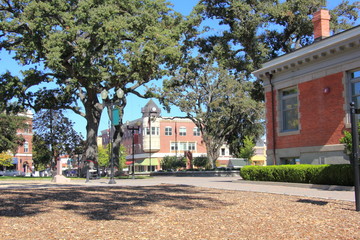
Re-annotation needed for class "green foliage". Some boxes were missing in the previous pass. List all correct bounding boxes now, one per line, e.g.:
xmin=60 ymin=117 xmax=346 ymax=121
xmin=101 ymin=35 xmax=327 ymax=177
xmin=0 ymin=0 xmax=191 ymax=163
xmin=0 ymin=114 xmax=26 ymax=153
xmin=98 ymin=145 xmax=109 ymax=168
xmin=161 ymin=156 xmax=186 ymax=171
xmin=197 ymin=0 xmax=359 ymax=101
xmin=159 ymin=55 xmax=264 ymax=168
xmin=240 ymin=164 xmax=355 ymax=186
xmin=238 ymin=136 xmax=256 ymax=160
xmin=0 ymin=152 xmax=13 ymax=168
xmin=33 ymin=109 xmax=83 ymax=169
xmin=193 ymin=155 xmax=209 ymax=169
xmin=339 ymin=122 xmax=360 ymax=158
xmin=32 ymin=134 xmax=52 ymax=171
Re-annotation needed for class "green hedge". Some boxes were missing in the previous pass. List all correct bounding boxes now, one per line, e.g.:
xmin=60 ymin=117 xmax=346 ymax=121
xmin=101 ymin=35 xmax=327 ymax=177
xmin=239 ymin=164 xmax=356 ymax=186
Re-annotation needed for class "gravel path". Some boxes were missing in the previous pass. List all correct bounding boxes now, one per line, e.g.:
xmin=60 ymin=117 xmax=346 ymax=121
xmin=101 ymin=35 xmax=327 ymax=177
xmin=0 ymin=184 xmax=359 ymax=240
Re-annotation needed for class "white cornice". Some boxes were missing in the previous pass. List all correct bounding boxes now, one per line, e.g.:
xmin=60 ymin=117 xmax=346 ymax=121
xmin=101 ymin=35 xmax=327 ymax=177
xmin=253 ymin=26 xmax=360 ymax=79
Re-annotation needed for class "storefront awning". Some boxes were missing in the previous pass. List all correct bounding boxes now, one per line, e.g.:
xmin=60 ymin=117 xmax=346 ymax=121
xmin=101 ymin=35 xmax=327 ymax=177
xmin=12 ymin=158 xmax=18 ymax=164
xmin=125 ymin=158 xmax=158 ymax=166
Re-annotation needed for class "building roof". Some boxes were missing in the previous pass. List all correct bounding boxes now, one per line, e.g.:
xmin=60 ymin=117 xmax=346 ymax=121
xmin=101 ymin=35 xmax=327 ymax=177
xmin=253 ymin=25 xmax=360 ymax=80
xmin=141 ymin=99 xmax=161 ymax=117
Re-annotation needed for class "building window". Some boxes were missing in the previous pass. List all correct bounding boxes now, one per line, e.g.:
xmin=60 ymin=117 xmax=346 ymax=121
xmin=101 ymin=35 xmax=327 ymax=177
xmin=221 ymin=148 xmax=226 ymax=156
xmin=24 ymin=142 xmax=29 ymax=153
xmin=179 ymin=127 xmax=186 ymax=136
xmin=165 ymin=126 xmax=172 ymax=136
xmin=188 ymin=142 xmax=196 ymax=151
xmin=179 ymin=142 xmax=187 ymax=151
xmin=193 ymin=127 xmax=200 ymax=136
xmin=145 ymin=127 xmax=159 ymax=135
xmin=171 ymin=142 xmax=178 ymax=151
xmin=350 ymin=70 xmax=360 ymax=108
xmin=280 ymin=87 xmax=299 ymax=132
xmin=24 ymin=124 xmax=31 ymax=133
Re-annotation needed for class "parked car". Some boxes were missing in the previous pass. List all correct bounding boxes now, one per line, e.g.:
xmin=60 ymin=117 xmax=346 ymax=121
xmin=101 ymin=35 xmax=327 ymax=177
xmin=3 ymin=170 xmax=26 ymax=177
xmin=0 ymin=170 xmax=4 ymax=176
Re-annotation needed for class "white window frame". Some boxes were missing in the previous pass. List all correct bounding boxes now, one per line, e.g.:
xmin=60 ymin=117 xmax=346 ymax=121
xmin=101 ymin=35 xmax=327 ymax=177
xmin=193 ymin=127 xmax=200 ymax=136
xmin=179 ymin=127 xmax=186 ymax=136
xmin=280 ymin=87 xmax=299 ymax=132
xmin=171 ymin=142 xmax=178 ymax=151
xmin=24 ymin=142 xmax=29 ymax=153
xmin=165 ymin=126 xmax=172 ymax=136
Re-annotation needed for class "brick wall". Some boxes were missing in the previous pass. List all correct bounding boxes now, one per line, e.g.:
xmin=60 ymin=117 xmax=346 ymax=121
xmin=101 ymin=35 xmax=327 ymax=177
xmin=266 ymin=72 xmax=346 ymax=150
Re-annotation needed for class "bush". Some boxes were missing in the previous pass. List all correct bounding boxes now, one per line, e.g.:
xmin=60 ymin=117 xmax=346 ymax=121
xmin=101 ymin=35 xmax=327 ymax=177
xmin=193 ymin=155 xmax=210 ymax=169
xmin=240 ymin=164 xmax=356 ymax=186
xmin=160 ymin=156 xmax=186 ymax=171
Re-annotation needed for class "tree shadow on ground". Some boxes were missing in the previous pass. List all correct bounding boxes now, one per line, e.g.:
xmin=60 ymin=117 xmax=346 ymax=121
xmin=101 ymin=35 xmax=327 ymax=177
xmin=0 ymin=185 xmax=227 ymax=221
xmin=296 ymin=199 xmax=328 ymax=206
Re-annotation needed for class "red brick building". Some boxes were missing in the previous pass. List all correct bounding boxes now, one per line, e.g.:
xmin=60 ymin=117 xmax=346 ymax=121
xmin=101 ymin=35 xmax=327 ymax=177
xmin=13 ymin=110 xmax=34 ymax=173
xmin=253 ymin=10 xmax=360 ymax=165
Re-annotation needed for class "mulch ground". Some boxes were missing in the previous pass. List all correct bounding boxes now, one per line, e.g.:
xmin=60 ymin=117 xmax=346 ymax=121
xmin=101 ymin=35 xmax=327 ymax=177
xmin=0 ymin=184 xmax=359 ymax=240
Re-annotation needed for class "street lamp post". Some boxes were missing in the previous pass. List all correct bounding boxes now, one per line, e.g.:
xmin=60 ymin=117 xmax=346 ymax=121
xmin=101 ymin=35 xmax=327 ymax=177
xmin=149 ymin=107 xmax=157 ymax=172
xmin=101 ymin=88 xmax=124 ymax=184
xmin=127 ymin=121 xmax=140 ymax=179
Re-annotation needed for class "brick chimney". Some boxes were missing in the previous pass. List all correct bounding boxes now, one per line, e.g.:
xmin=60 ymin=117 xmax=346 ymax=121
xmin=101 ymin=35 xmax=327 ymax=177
xmin=312 ymin=9 xmax=331 ymax=41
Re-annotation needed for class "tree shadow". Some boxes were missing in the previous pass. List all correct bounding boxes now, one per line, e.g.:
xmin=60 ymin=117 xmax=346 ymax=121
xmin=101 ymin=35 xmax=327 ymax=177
xmin=296 ymin=199 xmax=329 ymax=206
xmin=0 ymin=185 xmax=227 ymax=221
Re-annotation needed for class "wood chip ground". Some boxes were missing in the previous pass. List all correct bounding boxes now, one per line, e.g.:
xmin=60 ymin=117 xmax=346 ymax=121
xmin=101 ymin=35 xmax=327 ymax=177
xmin=0 ymin=184 xmax=359 ymax=239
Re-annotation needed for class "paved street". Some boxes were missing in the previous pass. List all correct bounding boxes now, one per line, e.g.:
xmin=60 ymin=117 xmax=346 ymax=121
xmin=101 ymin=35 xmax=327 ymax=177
xmin=0 ymin=176 xmax=355 ymax=202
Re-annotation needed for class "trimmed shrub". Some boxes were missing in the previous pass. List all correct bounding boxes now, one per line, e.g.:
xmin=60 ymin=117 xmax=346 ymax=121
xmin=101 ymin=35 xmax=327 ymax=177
xmin=160 ymin=156 xmax=186 ymax=171
xmin=240 ymin=164 xmax=355 ymax=186
xmin=193 ymin=155 xmax=209 ymax=169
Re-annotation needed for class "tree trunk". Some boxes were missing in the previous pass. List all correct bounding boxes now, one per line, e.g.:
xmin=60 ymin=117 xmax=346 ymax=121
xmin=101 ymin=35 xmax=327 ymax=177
xmin=82 ymin=92 xmax=103 ymax=164
xmin=203 ymin=134 xmax=222 ymax=169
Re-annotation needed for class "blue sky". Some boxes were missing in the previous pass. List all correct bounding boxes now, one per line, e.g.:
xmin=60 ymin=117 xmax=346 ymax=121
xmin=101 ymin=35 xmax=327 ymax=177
xmin=0 ymin=0 xmax=357 ymax=137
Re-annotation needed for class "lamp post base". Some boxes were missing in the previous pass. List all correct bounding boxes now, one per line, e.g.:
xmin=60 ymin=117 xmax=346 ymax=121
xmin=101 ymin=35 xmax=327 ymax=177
xmin=108 ymin=178 xmax=116 ymax=184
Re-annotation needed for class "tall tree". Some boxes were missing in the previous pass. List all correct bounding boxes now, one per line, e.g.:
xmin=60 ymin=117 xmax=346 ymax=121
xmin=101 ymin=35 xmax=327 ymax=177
xmin=0 ymin=114 xmax=26 ymax=153
xmin=160 ymin=56 xmax=264 ymax=168
xmin=0 ymin=0 xmax=197 ymax=165
xmin=197 ymin=0 xmax=359 ymax=100
xmin=33 ymin=109 xmax=83 ymax=170
xmin=0 ymin=152 xmax=13 ymax=169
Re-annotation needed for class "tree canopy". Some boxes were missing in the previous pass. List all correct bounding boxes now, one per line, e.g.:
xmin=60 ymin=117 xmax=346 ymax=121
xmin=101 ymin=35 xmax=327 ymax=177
xmin=160 ymin=55 xmax=264 ymax=168
xmin=0 ymin=114 xmax=26 ymax=153
xmin=32 ymin=109 xmax=83 ymax=169
xmin=196 ymin=0 xmax=359 ymax=100
xmin=0 ymin=0 xmax=197 ymax=163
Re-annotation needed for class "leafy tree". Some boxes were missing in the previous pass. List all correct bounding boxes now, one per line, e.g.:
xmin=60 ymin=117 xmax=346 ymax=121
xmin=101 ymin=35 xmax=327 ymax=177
xmin=98 ymin=144 xmax=126 ymax=174
xmin=238 ymin=136 xmax=256 ymax=163
xmin=339 ymin=122 xmax=360 ymax=159
xmin=0 ymin=0 xmax=198 ymax=167
xmin=98 ymin=145 xmax=110 ymax=171
xmin=160 ymin=56 xmax=264 ymax=168
xmin=193 ymin=155 xmax=209 ymax=169
xmin=0 ymin=114 xmax=26 ymax=153
xmin=160 ymin=156 xmax=186 ymax=171
xmin=33 ymin=109 xmax=83 ymax=170
xmin=32 ymin=133 xmax=52 ymax=171
xmin=0 ymin=152 xmax=13 ymax=169
xmin=197 ymin=0 xmax=360 ymax=100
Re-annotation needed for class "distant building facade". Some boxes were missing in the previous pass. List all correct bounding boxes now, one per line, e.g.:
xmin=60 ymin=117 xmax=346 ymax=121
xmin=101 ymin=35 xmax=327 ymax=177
xmin=13 ymin=110 xmax=34 ymax=173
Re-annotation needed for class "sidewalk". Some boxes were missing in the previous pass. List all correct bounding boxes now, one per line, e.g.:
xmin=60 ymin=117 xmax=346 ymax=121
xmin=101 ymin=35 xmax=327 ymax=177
xmin=0 ymin=176 xmax=355 ymax=202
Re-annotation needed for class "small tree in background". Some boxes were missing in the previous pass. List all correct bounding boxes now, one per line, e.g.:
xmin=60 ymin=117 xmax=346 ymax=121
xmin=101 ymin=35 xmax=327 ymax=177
xmin=339 ymin=122 xmax=360 ymax=160
xmin=33 ymin=109 xmax=83 ymax=170
xmin=0 ymin=152 xmax=13 ymax=170
xmin=161 ymin=156 xmax=186 ymax=171
xmin=193 ymin=155 xmax=210 ymax=169
xmin=238 ymin=136 xmax=256 ymax=164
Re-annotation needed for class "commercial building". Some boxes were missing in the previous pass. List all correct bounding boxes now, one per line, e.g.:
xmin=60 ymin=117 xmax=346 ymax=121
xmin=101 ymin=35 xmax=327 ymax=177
xmin=12 ymin=110 xmax=34 ymax=173
xmin=253 ymin=10 xmax=360 ymax=165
